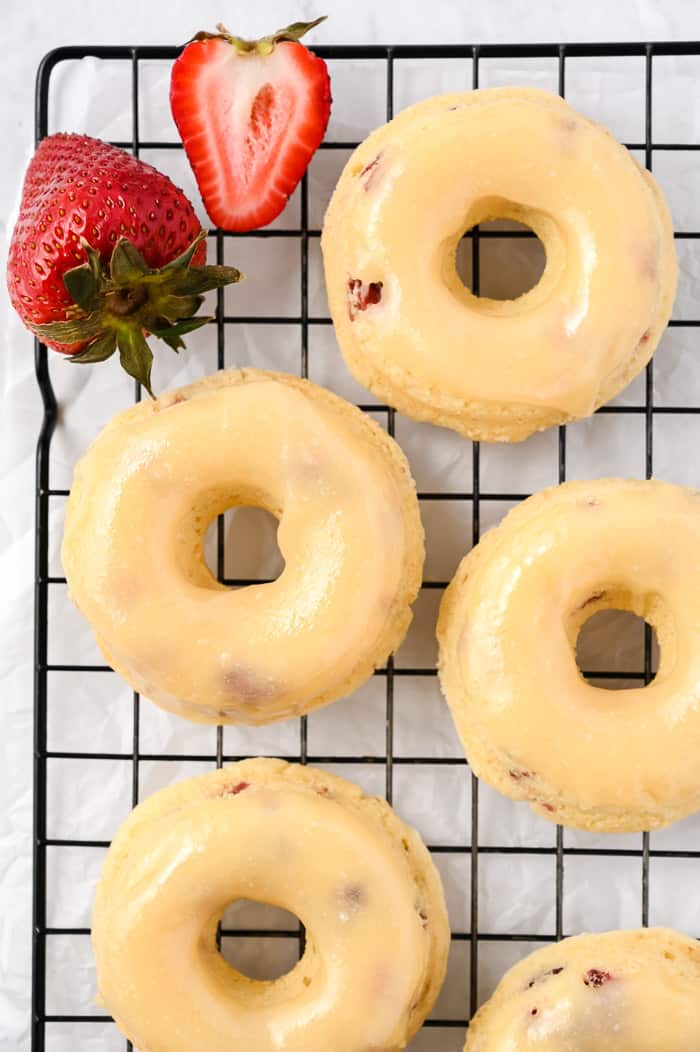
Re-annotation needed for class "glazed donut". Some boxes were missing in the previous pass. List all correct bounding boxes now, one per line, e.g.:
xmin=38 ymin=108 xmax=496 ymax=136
xmin=438 ymin=479 xmax=700 ymax=832
xmin=62 ymin=369 xmax=424 ymax=725
xmin=465 ymin=928 xmax=700 ymax=1050
xmin=92 ymin=758 xmax=450 ymax=1052
xmin=322 ymin=87 xmax=677 ymax=442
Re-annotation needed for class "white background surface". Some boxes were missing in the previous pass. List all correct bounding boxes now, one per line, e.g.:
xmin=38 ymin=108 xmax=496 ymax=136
xmin=4 ymin=1 xmax=700 ymax=1049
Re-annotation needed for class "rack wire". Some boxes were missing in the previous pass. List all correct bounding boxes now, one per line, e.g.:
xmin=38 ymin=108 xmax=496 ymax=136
xmin=32 ymin=41 xmax=700 ymax=1051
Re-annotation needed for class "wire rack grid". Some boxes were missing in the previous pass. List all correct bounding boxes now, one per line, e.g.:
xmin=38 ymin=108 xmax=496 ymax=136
xmin=32 ymin=40 xmax=700 ymax=1052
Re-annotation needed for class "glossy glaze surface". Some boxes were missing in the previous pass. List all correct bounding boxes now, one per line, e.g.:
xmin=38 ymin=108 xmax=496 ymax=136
xmin=92 ymin=759 xmax=450 ymax=1052
xmin=438 ymin=479 xmax=700 ymax=831
xmin=62 ymin=369 xmax=424 ymax=724
xmin=465 ymin=929 xmax=700 ymax=1050
xmin=322 ymin=88 xmax=677 ymax=441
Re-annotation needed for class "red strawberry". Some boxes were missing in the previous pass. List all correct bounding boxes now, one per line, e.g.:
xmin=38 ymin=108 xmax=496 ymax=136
xmin=7 ymin=133 xmax=242 ymax=394
xmin=170 ymin=17 xmax=331 ymax=232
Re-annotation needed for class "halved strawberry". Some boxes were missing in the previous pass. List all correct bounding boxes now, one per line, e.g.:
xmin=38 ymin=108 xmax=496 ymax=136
xmin=170 ymin=17 xmax=331 ymax=232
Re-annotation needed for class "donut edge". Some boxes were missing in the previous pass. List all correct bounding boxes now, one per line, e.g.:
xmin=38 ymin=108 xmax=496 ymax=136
xmin=463 ymin=927 xmax=700 ymax=1049
xmin=62 ymin=367 xmax=426 ymax=725
xmin=437 ymin=477 xmax=700 ymax=833
xmin=93 ymin=757 xmax=451 ymax=1047
xmin=321 ymin=87 xmax=678 ymax=443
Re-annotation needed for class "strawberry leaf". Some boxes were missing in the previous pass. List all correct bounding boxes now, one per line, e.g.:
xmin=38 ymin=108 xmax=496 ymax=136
xmin=136 ymin=306 xmax=171 ymax=334
xmin=176 ymin=265 xmax=243 ymax=295
xmin=41 ymin=233 xmax=243 ymax=394
xmin=152 ymin=315 xmax=212 ymax=351
xmin=209 ymin=15 xmax=326 ymax=55
xmin=63 ymin=265 xmax=101 ymax=312
xmin=32 ymin=313 xmax=104 ymax=343
xmin=154 ymin=292 xmax=204 ymax=323
xmin=110 ymin=238 xmax=151 ymax=284
xmin=273 ymin=16 xmax=327 ymax=43
xmin=116 ymin=327 xmax=154 ymax=397
xmin=84 ymin=239 xmax=105 ymax=276
xmin=69 ymin=331 xmax=118 ymax=364
xmin=62 ymin=240 xmax=107 ymax=311
xmin=161 ymin=230 xmax=208 ymax=272
xmin=154 ymin=331 xmax=185 ymax=352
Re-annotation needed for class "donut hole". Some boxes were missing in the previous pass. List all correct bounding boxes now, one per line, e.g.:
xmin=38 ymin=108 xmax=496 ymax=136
xmin=456 ymin=218 xmax=547 ymax=301
xmin=203 ymin=506 xmax=284 ymax=586
xmin=575 ymin=608 xmax=660 ymax=689
xmin=220 ymin=899 xmax=304 ymax=981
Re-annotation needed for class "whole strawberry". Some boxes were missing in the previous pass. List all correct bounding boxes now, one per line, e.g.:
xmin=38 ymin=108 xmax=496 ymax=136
xmin=171 ymin=17 xmax=331 ymax=232
xmin=7 ymin=133 xmax=242 ymax=394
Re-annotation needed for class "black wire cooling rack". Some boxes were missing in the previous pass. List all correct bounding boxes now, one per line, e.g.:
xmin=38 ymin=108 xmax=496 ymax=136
xmin=32 ymin=40 xmax=700 ymax=1052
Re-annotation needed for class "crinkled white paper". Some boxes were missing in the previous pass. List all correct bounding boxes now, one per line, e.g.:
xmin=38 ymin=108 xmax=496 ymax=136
xmin=5 ymin=10 xmax=700 ymax=1051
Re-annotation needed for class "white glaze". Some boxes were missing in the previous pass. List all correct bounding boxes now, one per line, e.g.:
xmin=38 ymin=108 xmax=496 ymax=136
xmin=322 ymin=88 xmax=677 ymax=441
xmin=439 ymin=478 xmax=700 ymax=831
xmin=62 ymin=369 xmax=424 ymax=724
xmin=466 ymin=929 xmax=700 ymax=1050
xmin=92 ymin=759 xmax=450 ymax=1052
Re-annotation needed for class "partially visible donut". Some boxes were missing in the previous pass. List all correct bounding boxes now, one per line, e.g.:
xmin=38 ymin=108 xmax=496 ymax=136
xmin=438 ymin=479 xmax=700 ymax=832
xmin=62 ymin=369 xmax=424 ymax=724
xmin=322 ymin=87 xmax=677 ymax=441
xmin=92 ymin=758 xmax=450 ymax=1052
xmin=465 ymin=928 xmax=700 ymax=1050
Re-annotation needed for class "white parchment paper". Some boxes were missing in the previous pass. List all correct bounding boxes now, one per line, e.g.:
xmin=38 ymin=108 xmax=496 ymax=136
xmin=4 ymin=4 xmax=700 ymax=1049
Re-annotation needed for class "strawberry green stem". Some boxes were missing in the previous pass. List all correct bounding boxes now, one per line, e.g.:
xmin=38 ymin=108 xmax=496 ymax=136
xmin=192 ymin=16 xmax=327 ymax=57
xmin=31 ymin=232 xmax=243 ymax=396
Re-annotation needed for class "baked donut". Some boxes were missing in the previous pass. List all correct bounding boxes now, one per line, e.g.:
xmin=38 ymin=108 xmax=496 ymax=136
xmin=62 ymin=369 xmax=424 ymax=724
xmin=465 ymin=928 xmax=700 ymax=1050
xmin=92 ymin=758 xmax=450 ymax=1052
xmin=322 ymin=87 xmax=677 ymax=442
xmin=438 ymin=478 xmax=700 ymax=832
